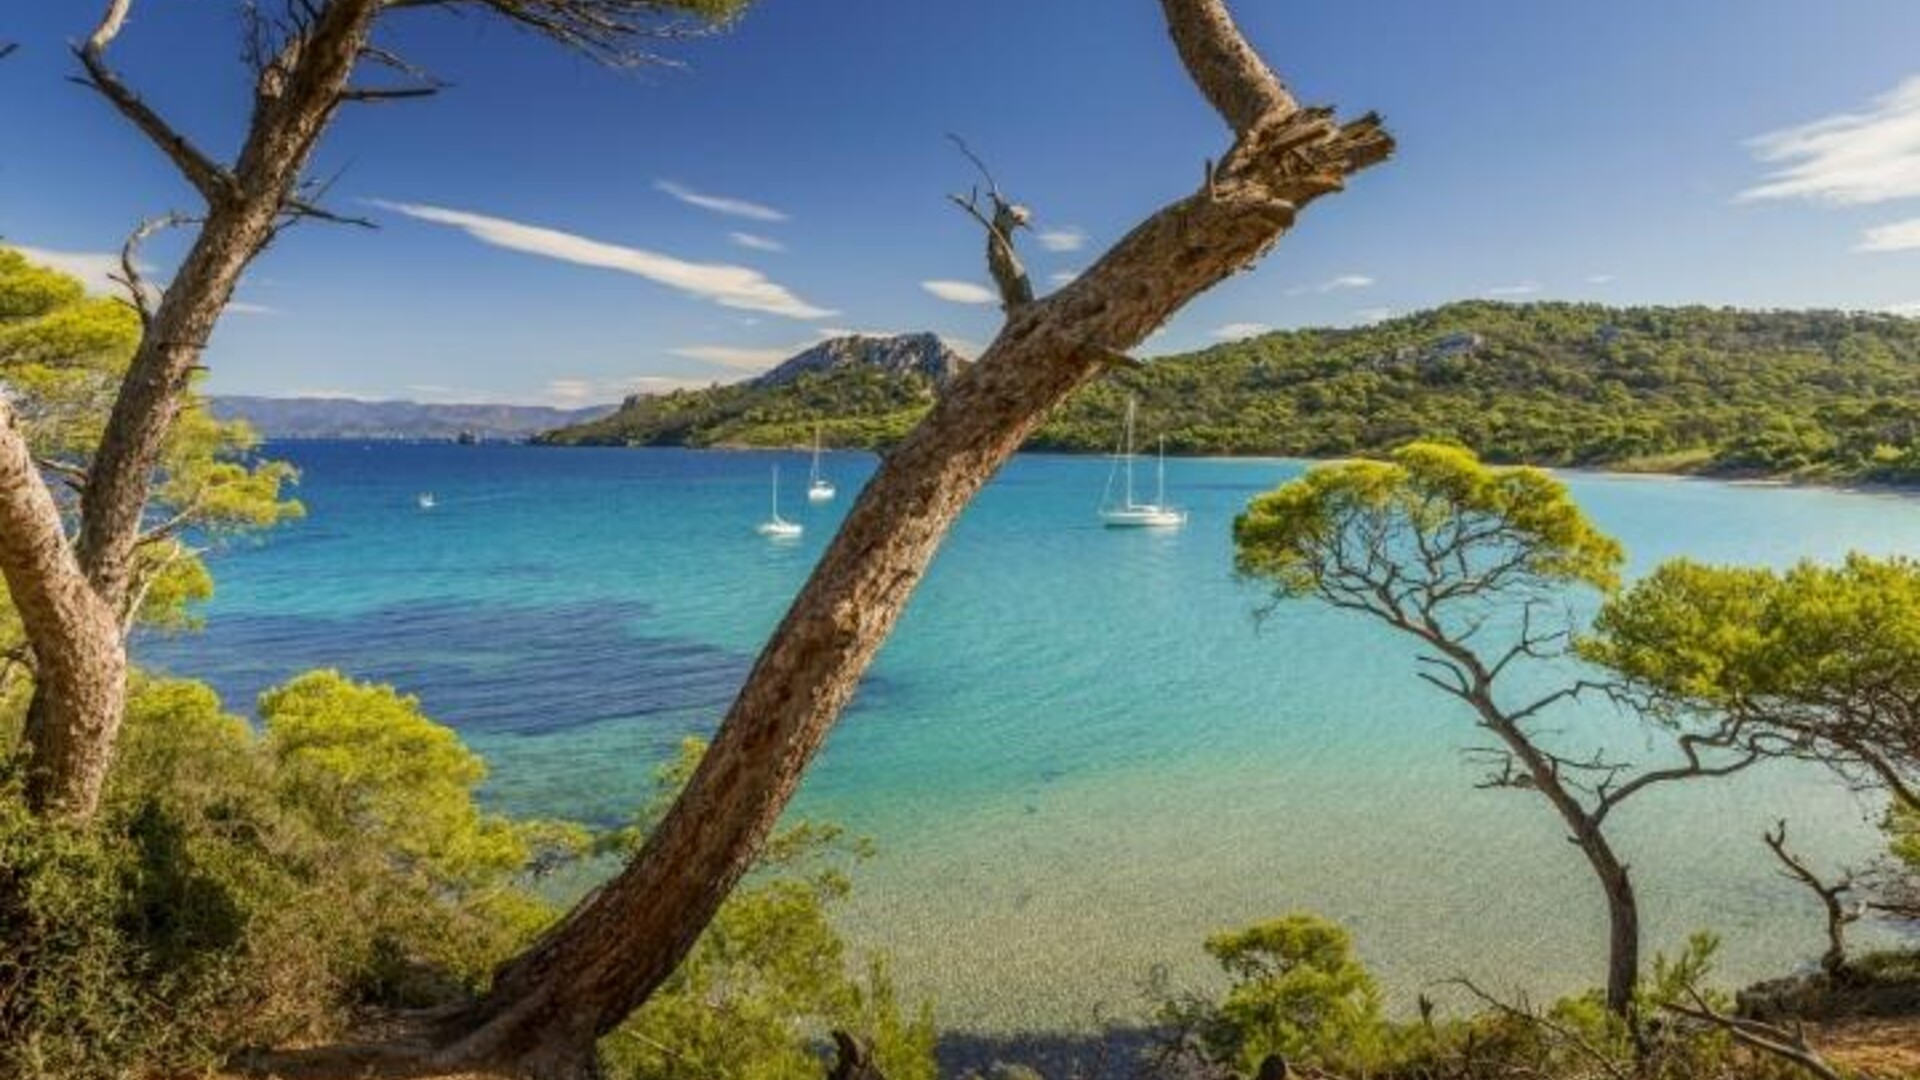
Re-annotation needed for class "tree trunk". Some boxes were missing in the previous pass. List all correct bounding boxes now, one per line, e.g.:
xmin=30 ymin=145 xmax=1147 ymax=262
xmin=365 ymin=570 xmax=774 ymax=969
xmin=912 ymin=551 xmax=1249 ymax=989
xmin=432 ymin=3 xmax=1390 ymax=1074
xmin=0 ymin=403 xmax=127 ymax=818
xmin=1581 ymin=825 xmax=1640 ymax=1017
xmin=11 ymin=0 xmax=380 ymax=821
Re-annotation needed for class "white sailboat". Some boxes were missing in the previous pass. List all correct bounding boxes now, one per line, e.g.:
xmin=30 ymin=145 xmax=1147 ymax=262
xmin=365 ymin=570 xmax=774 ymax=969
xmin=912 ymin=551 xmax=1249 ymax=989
xmin=756 ymin=465 xmax=803 ymax=538
xmin=416 ymin=492 xmax=437 ymax=510
xmin=1099 ymin=397 xmax=1186 ymax=528
xmin=807 ymin=427 xmax=836 ymax=502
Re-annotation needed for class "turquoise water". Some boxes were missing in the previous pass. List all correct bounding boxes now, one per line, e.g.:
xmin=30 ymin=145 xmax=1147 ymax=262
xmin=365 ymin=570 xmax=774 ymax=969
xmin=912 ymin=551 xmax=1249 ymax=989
xmin=142 ymin=444 xmax=1919 ymax=1030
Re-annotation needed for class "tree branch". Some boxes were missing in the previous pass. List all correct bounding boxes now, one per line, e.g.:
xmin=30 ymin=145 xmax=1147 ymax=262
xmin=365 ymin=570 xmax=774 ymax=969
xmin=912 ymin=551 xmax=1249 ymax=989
xmin=1662 ymin=990 xmax=1844 ymax=1080
xmin=945 ymin=134 xmax=1033 ymax=312
xmin=1764 ymin=820 xmax=1859 ymax=975
xmin=1158 ymin=0 xmax=1295 ymax=135
xmin=73 ymin=1 xmax=237 ymax=206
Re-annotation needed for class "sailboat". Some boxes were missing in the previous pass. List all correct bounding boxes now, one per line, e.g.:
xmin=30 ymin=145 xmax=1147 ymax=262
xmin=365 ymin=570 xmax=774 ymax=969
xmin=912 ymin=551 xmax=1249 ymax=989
xmin=416 ymin=492 xmax=437 ymax=510
xmin=756 ymin=465 xmax=803 ymax=538
xmin=807 ymin=427 xmax=836 ymax=502
xmin=1099 ymin=397 xmax=1186 ymax=528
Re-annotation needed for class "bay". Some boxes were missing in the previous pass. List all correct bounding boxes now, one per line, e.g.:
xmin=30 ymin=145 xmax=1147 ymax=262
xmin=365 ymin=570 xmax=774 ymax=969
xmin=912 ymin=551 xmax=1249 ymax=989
xmin=140 ymin=443 xmax=1919 ymax=1031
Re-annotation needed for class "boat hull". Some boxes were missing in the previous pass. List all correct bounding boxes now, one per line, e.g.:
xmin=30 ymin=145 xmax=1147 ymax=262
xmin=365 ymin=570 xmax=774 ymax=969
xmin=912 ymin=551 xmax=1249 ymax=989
xmin=1100 ymin=507 xmax=1186 ymax=528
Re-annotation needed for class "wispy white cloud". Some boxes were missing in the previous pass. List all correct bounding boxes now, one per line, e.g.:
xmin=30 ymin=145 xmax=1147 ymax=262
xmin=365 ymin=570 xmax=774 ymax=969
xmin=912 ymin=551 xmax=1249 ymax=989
xmin=1859 ymin=217 xmax=1920 ymax=252
xmin=1486 ymin=283 xmax=1540 ymax=297
xmin=12 ymin=244 xmax=280 ymax=313
xmin=1036 ymin=227 xmax=1088 ymax=253
xmin=1353 ymin=307 xmax=1395 ymax=325
xmin=1289 ymin=273 xmax=1375 ymax=296
xmin=921 ymin=279 xmax=999 ymax=305
xmin=1049 ymin=269 xmax=1080 ymax=286
xmin=1586 ymin=273 xmax=1617 ymax=285
xmin=1741 ymin=76 xmax=1920 ymax=205
xmin=814 ymin=326 xmax=897 ymax=340
xmin=1211 ymin=322 xmax=1272 ymax=341
xmin=942 ymin=336 xmax=987 ymax=359
xmin=729 ymin=231 xmax=786 ymax=253
xmin=669 ymin=344 xmax=798 ymax=371
xmin=372 ymin=200 xmax=835 ymax=320
xmin=655 ymin=180 xmax=789 ymax=222
xmin=12 ymin=246 xmax=137 ymax=296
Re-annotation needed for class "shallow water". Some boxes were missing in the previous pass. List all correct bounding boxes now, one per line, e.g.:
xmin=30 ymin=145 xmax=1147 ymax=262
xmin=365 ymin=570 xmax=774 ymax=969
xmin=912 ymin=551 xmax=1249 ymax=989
xmin=142 ymin=444 xmax=1920 ymax=1030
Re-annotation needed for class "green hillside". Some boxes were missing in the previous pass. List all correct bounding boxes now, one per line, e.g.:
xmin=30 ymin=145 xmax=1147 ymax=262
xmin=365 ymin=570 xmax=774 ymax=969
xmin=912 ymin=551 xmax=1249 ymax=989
xmin=543 ymin=302 xmax=1920 ymax=480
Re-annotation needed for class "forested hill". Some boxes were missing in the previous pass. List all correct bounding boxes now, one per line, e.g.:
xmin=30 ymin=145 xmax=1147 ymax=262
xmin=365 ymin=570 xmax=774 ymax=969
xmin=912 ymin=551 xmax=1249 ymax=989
xmin=541 ymin=303 xmax=1920 ymax=480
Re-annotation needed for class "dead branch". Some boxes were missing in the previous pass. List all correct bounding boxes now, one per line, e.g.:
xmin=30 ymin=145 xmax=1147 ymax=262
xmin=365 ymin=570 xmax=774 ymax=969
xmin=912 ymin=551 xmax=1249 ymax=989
xmin=945 ymin=134 xmax=1034 ymax=311
xmin=1661 ymin=990 xmax=1845 ymax=1080
xmin=73 ymin=0 xmax=237 ymax=206
xmin=1445 ymin=978 xmax=1631 ymax=1080
xmin=112 ymin=212 xmax=196 ymax=325
xmin=1763 ymin=820 xmax=1861 ymax=976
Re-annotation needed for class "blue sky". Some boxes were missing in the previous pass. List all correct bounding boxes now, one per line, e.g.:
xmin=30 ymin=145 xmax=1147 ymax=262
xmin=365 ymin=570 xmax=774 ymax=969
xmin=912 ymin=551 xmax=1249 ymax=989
xmin=5 ymin=1 xmax=1920 ymax=405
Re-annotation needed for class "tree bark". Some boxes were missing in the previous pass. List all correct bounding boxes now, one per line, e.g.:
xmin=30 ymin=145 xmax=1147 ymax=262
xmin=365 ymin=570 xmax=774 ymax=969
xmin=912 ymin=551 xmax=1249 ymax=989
xmin=0 ymin=403 xmax=127 ymax=818
xmin=13 ymin=0 xmax=381 ymax=820
xmin=433 ymin=2 xmax=1390 ymax=1075
xmin=1474 ymin=694 xmax=1640 ymax=1016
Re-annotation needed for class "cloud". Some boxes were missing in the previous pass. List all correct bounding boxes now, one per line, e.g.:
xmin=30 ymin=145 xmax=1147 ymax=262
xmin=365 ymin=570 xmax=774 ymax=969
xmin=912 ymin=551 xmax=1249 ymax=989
xmin=1353 ymin=307 xmax=1395 ymax=325
xmin=669 ymin=344 xmax=797 ymax=372
xmin=1049 ymin=269 xmax=1080 ymax=286
xmin=729 ymin=231 xmax=786 ymax=253
xmin=1036 ymin=227 xmax=1088 ymax=253
xmin=1211 ymin=322 xmax=1272 ymax=341
xmin=226 ymin=301 xmax=278 ymax=315
xmin=655 ymin=180 xmax=788 ymax=222
xmin=1859 ymin=217 xmax=1920 ymax=252
xmin=1290 ymin=273 xmax=1375 ymax=295
xmin=1586 ymin=273 xmax=1616 ymax=285
xmin=12 ymin=246 xmax=136 ymax=295
xmin=1740 ymin=76 xmax=1920 ymax=205
xmin=921 ymin=279 xmax=999 ymax=305
xmin=1486 ymin=283 xmax=1540 ymax=297
xmin=371 ymin=200 xmax=835 ymax=320
xmin=941 ymin=336 xmax=987 ymax=359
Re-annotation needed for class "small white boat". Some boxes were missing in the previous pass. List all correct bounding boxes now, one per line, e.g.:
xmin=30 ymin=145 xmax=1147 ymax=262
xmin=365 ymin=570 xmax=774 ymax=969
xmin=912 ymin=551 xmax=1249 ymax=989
xmin=756 ymin=466 xmax=803 ymax=538
xmin=417 ymin=492 xmax=437 ymax=510
xmin=1099 ymin=397 xmax=1186 ymax=528
xmin=807 ymin=427 xmax=836 ymax=503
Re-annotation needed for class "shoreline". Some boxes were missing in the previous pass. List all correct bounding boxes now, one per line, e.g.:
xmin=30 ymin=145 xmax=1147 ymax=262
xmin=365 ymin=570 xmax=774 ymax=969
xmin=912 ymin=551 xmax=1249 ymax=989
xmin=367 ymin=436 xmax=1920 ymax=501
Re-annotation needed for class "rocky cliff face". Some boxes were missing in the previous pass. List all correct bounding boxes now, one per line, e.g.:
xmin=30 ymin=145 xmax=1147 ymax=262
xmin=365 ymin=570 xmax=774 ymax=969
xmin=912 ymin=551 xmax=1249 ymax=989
xmin=751 ymin=333 xmax=968 ymax=389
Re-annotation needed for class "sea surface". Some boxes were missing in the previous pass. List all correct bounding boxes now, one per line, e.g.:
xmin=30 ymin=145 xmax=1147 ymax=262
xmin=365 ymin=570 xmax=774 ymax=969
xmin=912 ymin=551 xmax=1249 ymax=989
xmin=141 ymin=443 xmax=1920 ymax=1031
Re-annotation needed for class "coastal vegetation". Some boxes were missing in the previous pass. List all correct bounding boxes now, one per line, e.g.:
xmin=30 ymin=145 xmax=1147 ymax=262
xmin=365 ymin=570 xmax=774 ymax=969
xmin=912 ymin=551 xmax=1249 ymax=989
xmin=544 ymin=304 xmax=1920 ymax=483
xmin=5 ymin=0 xmax=1920 ymax=1077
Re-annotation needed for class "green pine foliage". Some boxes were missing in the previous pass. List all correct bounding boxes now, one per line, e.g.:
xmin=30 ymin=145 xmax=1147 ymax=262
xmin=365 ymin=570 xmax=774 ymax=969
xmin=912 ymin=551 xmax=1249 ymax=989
xmin=550 ymin=302 xmax=1920 ymax=481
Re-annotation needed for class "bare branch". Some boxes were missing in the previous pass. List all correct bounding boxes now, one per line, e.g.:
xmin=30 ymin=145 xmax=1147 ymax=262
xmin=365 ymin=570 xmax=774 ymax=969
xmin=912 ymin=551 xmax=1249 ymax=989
xmin=1444 ymin=977 xmax=1632 ymax=1080
xmin=1764 ymin=820 xmax=1860 ymax=975
xmin=112 ymin=212 xmax=196 ymax=326
xmin=72 ymin=5 xmax=237 ymax=206
xmin=1662 ymin=990 xmax=1845 ymax=1080
xmin=945 ymin=136 xmax=1034 ymax=312
xmin=35 ymin=456 xmax=90 ymax=493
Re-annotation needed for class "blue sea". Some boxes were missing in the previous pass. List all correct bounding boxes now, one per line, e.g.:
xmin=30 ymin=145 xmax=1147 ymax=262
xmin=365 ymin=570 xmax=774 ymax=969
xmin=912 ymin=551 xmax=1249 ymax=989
xmin=141 ymin=443 xmax=1920 ymax=1030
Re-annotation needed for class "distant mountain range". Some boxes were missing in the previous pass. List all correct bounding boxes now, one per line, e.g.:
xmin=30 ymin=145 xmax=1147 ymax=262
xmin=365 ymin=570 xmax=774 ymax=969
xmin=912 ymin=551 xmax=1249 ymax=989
xmin=210 ymin=396 xmax=616 ymax=441
xmin=537 ymin=304 xmax=1920 ymax=482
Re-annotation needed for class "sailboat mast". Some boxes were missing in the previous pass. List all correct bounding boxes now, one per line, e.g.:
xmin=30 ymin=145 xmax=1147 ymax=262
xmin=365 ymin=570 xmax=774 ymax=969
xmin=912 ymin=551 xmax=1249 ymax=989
xmin=1123 ymin=397 xmax=1137 ymax=508
xmin=1157 ymin=436 xmax=1166 ymax=506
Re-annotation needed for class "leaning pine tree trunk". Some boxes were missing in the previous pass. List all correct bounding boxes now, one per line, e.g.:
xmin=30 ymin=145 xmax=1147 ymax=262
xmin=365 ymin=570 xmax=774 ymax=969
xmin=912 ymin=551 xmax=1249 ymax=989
xmin=9 ymin=0 xmax=382 ymax=819
xmin=430 ymin=1 xmax=1393 ymax=1075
